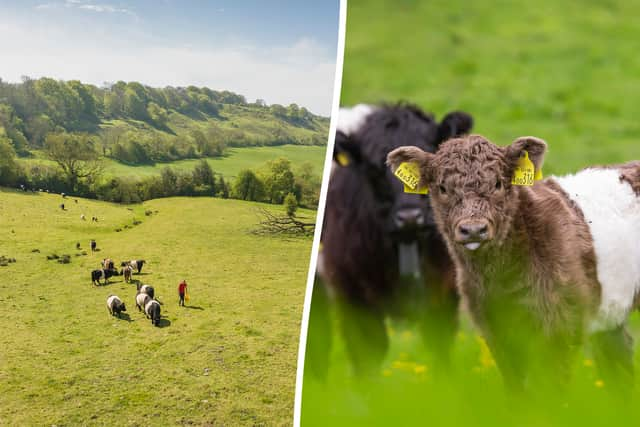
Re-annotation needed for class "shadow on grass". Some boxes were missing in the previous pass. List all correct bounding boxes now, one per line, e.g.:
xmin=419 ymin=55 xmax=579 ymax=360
xmin=184 ymin=305 xmax=204 ymax=310
xmin=157 ymin=318 xmax=171 ymax=328
xmin=114 ymin=313 xmax=133 ymax=322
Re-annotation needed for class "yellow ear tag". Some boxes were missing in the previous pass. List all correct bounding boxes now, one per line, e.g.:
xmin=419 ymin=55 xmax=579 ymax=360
xmin=394 ymin=162 xmax=429 ymax=194
xmin=403 ymin=183 xmax=429 ymax=194
xmin=534 ymin=167 xmax=543 ymax=181
xmin=336 ymin=152 xmax=350 ymax=166
xmin=511 ymin=151 xmax=535 ymax=186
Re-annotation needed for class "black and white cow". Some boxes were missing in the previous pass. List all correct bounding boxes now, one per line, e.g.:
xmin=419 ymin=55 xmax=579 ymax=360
xmin=106 ymin=295 xmax=127 ymax=318
xmin=135 ymin=292 xmax=151 ymax=312
xmin=145 ymin=299 xmax=161 ymax=326
xmin=101 ymin=258 xmax=115 ymax=270
xmin=137 ymin=283 xmax=155 ymax=299
xmin=91 ymin=268 xmax=118 ymax=286
xmin=129 ymin=259 xmax=146 ymax=274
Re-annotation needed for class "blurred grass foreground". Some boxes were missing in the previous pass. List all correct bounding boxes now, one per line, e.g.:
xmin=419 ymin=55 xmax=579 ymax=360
xmin=302 ymin=0 xmax=640 ymax=425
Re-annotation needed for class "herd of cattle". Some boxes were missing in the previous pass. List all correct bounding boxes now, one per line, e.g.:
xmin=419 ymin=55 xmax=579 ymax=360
xmin=91 ymin=256 xmax=162 ymax=326
xmin=312 ymin=103 xmax=640 ymax=391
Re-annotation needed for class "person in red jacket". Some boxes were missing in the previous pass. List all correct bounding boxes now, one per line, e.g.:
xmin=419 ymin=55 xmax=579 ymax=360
xmin=178 ymin=280 xmax=188 ymax=306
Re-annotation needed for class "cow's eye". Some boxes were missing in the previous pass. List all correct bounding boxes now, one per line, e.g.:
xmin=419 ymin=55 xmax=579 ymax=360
xmin=439 ymin=184 xmax=447 ymax=194
xmin=495 ymin=180 xmax=502 ymax=191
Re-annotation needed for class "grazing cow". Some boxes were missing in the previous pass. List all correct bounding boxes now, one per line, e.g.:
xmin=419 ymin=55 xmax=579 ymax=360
xmin=106 ymin=295 xmax=126 ymax=318
xmin=316 ymin=104 xmax=474 ymax=376
xmin=121 ymin=264 xmax=133 ymax=283
xmin=101 ymin=258 xmax=115 ymax=270
xmin=90 ymin=240 xmax=97 ymax=252
xmin=60 ymin=203 xmax=65 ymax=210
xmin=91 ymin=268 xmax=118 ymax=286
xmin=387 ymin=134 xmax=640 ymax=390
xmin=80 ymin=214 xmax=86 ymax=221
xmin=144 ymin=299 xmax=161 ymax=326
xmin=137 ymin=284 xmax=155 ymax=300
xmin=136 ymin=292 xmax=151 ymax=312
xmin=125 ymin=259 xmax=146 ymax=274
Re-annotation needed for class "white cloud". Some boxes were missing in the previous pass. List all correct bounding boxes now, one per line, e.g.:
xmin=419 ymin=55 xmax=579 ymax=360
xmin=35 ymin=1 xmax=138 ymax=19
xmin=0 ymin=18 xmax=336 ymax=115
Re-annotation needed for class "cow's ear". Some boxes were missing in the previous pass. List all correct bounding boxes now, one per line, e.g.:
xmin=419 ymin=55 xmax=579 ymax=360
xmin=333 ymin=131 xmax=361 ymax=167
xmin=437 ymin=111 xmax=474 ymax=143
xmin=386 ymin=146 xmax=435 ymax=188
xmin=505 ymin=136 xmax=547 ymax=172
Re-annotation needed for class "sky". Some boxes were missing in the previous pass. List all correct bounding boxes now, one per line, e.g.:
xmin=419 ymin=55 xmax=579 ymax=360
xmin=0 ymin=0 xmax=340 ymax=115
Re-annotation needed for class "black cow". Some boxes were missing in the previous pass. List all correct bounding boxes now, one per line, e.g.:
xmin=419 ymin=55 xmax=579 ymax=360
xmin=91 ymin=268 xmax=118 ymax=286
xmin=313 ymin=103 xmax=473 ymax=377
xmin=90 ymin=240 xmax=97 ymax=252
xmin=106 ymin=295 xmax=127 ymax=318
xmin=144 ymin=299 xmax=161 ymax=326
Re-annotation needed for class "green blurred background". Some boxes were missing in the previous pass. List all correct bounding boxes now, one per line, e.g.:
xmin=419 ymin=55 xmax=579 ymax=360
xmin=302 ymin=0 xmax=640 ymax=425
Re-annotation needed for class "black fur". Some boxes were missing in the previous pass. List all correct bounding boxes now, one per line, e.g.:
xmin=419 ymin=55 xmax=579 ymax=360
xmin=319 ymin=104 xmax=473 ymax=375
xmin=91 ymin=268 xmax=118 ymax=286
xmin=145 ymin=300 xmax=161 ymax=326
xmin=107 ymin=296 xmax=127 ymax=318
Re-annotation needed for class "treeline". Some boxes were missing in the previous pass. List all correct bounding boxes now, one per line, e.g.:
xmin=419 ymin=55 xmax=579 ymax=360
xmin=0 ymin=77 xmax=328 ymax=165
xmin=0 ymin=135 xmax=320 ymax=208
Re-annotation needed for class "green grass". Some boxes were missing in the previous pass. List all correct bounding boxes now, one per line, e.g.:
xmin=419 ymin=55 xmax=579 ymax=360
xmin=303 ymin=0 xmax=640 ymax=425
xmin=302 ymin=313 xmax=640 ymax=426
xmin=103 ymin=145 xmax=327 ymax=180
xmin=341 ymin=0 xmax=640 ymax=174
xmin=0 ymin=188 xmax=313 ymax=425
xmin=17 ymin=144 xmax=327 ymax=181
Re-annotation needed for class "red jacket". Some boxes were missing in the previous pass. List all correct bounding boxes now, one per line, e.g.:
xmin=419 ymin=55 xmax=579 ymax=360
xmin=178 ymin=282 xmax=187 ymax=293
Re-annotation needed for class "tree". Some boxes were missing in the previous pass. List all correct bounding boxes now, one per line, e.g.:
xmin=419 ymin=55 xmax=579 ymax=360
xmin=284 ymin=192 xmax=298 ymax=217
xmin=262 ymin=158 xmax=295 ymax=204
xmin=295 ymin=162 xmax=320 ymax=208
xmin=147 ymin=102 xmax=168 ymax=127
xmin=233 ymin=170 xmax=264 ymax=201
xmin=218 ymin=175 xmax=229 ymax=199
xmin=0 ymin=135 xmax=19 ymax=185
xmin=192 ymin=159 xmax=215 ymax=187
xmin=160 ymin=167 xmax=178 ymax=197
xmin=44 ymin=132 xmax=102 ymax=191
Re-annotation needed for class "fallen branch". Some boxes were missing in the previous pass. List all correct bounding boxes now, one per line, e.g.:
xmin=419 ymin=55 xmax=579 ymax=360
xmin=252 ymin=207 xmax=315 ymax=236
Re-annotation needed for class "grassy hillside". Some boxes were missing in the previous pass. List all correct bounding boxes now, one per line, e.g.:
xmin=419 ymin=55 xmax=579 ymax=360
xmin=19 ymin=144 xmax=327 ymax=181
xmin=0 ymin=188 xmax=313 ymax=425
xmin=303 ymin=0 xmax=640 ymax=425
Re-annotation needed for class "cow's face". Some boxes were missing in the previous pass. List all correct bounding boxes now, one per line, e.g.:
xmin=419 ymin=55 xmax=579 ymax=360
xmin=120 ymin=303 xmax=127 ymax=312
xmin=335 ymin=108 xmax=474 ymax=240
xmin=387 ymin=135 xmax=547 ymax=252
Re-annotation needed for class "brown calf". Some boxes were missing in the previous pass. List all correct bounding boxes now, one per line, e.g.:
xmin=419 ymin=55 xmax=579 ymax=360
xmin=388 ymin=134 xmax=640 ymax=390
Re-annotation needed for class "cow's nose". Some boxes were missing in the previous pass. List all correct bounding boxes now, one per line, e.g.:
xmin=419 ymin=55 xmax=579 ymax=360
xmin=394 ymin=208 xmax=424 ymax=227
xmin=456 ymin=221 xmax=489 ymax=241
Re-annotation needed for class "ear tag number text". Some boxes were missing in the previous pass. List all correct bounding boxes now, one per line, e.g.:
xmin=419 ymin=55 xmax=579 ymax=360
xmin=512 ymin=151 xmax=536 ymax=186
xmin=395 ymin=162 xmax=429 ymax=194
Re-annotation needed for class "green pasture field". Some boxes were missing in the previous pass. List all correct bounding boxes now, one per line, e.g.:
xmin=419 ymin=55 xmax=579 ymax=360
xmin=303 ymin=0 xmax=640 ymax=425
xmin=17 ymin=144 xmax=327 ymax=181
xmin=0 ymin=188 xmax=313 ymax=425
xmin=341 ymin=0 xmax=640 ymax=173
